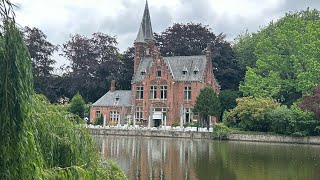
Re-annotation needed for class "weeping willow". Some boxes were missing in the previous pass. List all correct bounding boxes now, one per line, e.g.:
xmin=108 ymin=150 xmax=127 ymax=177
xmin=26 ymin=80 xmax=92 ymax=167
xmin=0 ymin=1 xmax=126 ymax=179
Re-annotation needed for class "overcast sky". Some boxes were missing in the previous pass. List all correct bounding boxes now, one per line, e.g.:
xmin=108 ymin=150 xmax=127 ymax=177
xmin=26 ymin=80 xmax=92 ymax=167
xmin=13 ymin=0 xmax=320 ymax=68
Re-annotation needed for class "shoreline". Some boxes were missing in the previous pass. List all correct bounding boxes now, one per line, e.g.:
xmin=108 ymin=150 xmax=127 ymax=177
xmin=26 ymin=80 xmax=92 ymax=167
xmin=88 ymin=128 xmax=320 ymax=145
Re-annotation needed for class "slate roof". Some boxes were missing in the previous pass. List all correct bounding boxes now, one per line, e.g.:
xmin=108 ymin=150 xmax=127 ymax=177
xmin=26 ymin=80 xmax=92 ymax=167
xmin=92 ymin=90 xmax=131 ymax=107
xmin=135 ymin=1 xmax=154 ymax=43
xmin=132 ymin=55 xmax=207 ymax=82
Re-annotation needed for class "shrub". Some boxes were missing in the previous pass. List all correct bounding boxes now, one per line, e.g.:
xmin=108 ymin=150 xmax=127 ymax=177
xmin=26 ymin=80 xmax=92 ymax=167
xmin=183 ymin=122 xmax=192 ymax=128
xmin=266 ymin=104 xmax=320 ymax=136
xmin=171 ymin=122 xmax=180 ymax=127
xmin=94 ymin=116 xmax=102 ymax=125
xmin=222 ymin=110 xmax=233 ymax=127
xmin=290 ymin=104 xmax=320 ymax=136
xmin=213 ymin=123 xmax=235 ymax=140
xmin=225 ymin=97 xmax=280 ymax=132
xmin=266 ymin=106 xmax=295 ymax=135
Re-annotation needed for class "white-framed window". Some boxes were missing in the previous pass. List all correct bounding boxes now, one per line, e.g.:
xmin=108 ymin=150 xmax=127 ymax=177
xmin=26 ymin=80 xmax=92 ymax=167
xmin=184 ymin=86 xmax=191 ymax=100
xmin=96 ymin=110 xmax=101 ymax=118
xmin=110 ymin=111 xmax=120 ymax=122
xmin=135 ymin=107 xmax=143 ymax=121
xmin=183 ymin=108 xmax=193 ymax=123
xmin=150 ymin=85 xmax=157 ymax=99
xmin=160 ymin=85 xmax=167 ymax=99
xmin=136 ymin=86 xmax=144 ymax=99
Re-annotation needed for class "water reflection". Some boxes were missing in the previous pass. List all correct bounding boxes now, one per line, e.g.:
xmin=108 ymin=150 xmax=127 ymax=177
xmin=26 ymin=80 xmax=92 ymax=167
xmin=95 ymin=135 xmax=320 ymax=180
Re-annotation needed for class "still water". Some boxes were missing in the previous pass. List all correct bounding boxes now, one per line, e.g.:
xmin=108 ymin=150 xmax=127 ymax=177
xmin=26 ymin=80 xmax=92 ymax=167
xmin=94 ymin=135 xmax=320 ymax=180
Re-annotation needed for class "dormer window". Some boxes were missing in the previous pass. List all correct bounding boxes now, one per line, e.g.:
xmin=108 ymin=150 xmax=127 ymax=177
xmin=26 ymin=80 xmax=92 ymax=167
xmin=182 ymin=66 xmax=188 ymax=75
xmin=114 ymin=95 xmax=120 ymax=105
xmin=157 ymin=70 xmax=161 ymax=77
xmin=193 ymin=66 xmax=199 ymax=75
xmin=141 ymin=69 xmax=146 ymax=75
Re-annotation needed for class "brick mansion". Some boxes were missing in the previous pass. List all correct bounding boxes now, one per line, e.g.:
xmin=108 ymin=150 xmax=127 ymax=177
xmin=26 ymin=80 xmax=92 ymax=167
xmin=90 ymin=1 xmax=220 ymax=127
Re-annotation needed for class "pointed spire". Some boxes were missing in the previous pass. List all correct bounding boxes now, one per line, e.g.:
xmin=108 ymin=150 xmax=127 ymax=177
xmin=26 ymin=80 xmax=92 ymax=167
xmin=135 ymin=0 xmax=154 ymax=43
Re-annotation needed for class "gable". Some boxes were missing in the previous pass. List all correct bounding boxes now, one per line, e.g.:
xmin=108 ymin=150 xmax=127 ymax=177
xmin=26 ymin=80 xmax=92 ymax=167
xmin=132 ymin=55 xmax=207 ymax=83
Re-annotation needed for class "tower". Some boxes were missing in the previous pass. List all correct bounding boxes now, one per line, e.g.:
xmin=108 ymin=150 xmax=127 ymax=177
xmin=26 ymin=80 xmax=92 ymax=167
xmin=134 ymin=0 xmax=156 ymax=74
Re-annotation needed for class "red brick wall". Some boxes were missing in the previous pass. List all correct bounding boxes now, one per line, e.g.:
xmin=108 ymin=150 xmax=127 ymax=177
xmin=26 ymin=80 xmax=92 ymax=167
xmin=91 ymin=42 xmax=220 ymax=126
xmin=90 ymin=106 xmax=131 ymax=125
xmin=131 ymin=43 xmax=220 ymax=126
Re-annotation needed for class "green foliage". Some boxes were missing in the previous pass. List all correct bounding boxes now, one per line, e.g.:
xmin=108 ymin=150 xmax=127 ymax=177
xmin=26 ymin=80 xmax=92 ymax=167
xmin=290 ymin=104 xmax=320 ymax=136
xmin=33 ymin=94 xmax=127 ymax=179
xmin=68 ymin=92 xmax=86 ymax=118
xmin=239 ymin=9 xmax=320 ymax=105
xmin=233 ymin=31 xmax=258 ymax=69
xmin=194 ymin=87 xmax=221 ymax=117
xmin=0 ymin=4 xmax=127 ymax=178
xmin=219 ymin=90 xmax=239 ymax=116
xmin=171 ymin=122 xmax=180 ymax=127
xmin=95 ymin=116 xmax=102 ymax=125
xmin=0 ymin=18 xmax=42 ymax=179
xmin=224 ymin=97 xmax=280 ymax=132
xmin=183 ymin=122 xmax=192 ymax=128
xmin=212 ymin=123 xmax=235 ymax=140
xmin=266 ymin=106 xmax=295 ymax=135
xmin=225 ymin=97 xmax=320 ymax=136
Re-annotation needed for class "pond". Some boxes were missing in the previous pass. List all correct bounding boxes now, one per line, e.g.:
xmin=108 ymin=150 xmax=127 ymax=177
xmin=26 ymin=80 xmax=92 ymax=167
xmin=94 ymin=135 xmax=320 ymax=180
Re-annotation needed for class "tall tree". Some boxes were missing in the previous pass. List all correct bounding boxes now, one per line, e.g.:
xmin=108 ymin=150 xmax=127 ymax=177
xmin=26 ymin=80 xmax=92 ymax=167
xmin=68 ymin=92 xmax=86 ymax=118
xmin=23 ymin=26 xmax=58 ymax=77
xmin=23 ymin=26 xmax=60 ymax=102
xmin=239 ymin=9 xmax=320 ymax=105
xmin=219 ymin=90 xmax=240 ymax=118
xmin=61 ymin=33 xmax=120 ymax=102
xmin=155 ymin=23 xmax=244 ymax=90
xmin=193 ymin=87 xmax=221 ymax=129
xmin=233 ymin=31 xmax=258 ymax=70
xmin=118 ymin=47 xmax=134 ymax=90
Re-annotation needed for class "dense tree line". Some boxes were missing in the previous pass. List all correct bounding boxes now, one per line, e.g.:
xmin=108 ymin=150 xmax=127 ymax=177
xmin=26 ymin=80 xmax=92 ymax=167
xmin=26 ymin=9 xmax=320 ymax=137
xmin=24 ymin=29 xmax=133 ymax=102
xmin=221 ymin=8 xmax=320 ymax=136
xmin=26 ymin=23 xmax=243 ymax=103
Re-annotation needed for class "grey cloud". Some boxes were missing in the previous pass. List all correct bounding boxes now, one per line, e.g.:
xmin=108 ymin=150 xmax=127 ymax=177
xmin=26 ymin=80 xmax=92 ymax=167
xmin=17 ymin=0 xmax=320 ymax=67
xmin=279 ymin=0 xmax=320 ymax=12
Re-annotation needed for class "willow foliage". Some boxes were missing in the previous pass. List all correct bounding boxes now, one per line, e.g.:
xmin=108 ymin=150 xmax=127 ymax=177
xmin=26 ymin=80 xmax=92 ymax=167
xmin=0 ymin=1 xmax=126 ymax=179
xmin=0 ymin=19 xmax=42 ymax=179
xmin=34 ymin=94 xmax=127 ymax=179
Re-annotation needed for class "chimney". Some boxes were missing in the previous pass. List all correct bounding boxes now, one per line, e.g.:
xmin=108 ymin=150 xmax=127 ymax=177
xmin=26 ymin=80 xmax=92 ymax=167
xmin=205 ymin=43 xmax=212 ymax=59
xmin=110 ymin=80 xmax=116 ymax=92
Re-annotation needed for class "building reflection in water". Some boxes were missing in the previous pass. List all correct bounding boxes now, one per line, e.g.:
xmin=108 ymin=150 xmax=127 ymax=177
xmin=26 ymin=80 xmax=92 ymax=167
xmin=96 ymin=135 xmax=212 ymax=180
xmin=95 ymin=135 xmax=320 ymax=180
